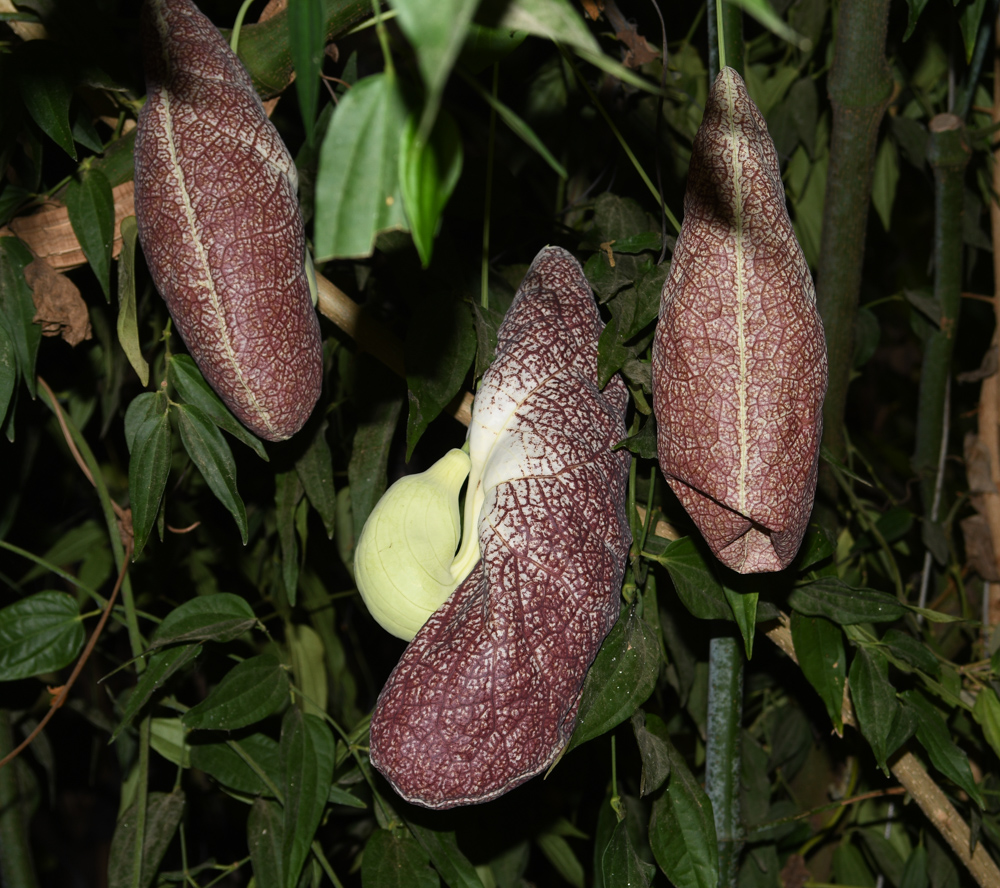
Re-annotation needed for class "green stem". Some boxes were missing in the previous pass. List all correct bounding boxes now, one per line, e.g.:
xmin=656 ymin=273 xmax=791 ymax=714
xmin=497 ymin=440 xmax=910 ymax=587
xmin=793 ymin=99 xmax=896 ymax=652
xmin=229 ymin=0 xmax=255 ymax=53
xmin=815 ymin=0 xmax=893 ymax=492
xmin=131 ymin=716 xmax=151 ymax=888
xmin=913 ymin=116 xmax=969 ymax=526
xmin=719 ymin=0 xmax=744 ymax=79
xmin=706 ymin=635 xmax=744 ymax=888
xmin=0 ymin=711 xmax=40 ymax=888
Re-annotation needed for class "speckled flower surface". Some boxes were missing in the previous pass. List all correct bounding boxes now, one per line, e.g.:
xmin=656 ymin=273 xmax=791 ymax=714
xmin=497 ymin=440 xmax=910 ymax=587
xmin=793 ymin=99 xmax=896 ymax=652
xmin=134 ymin=0 xmax=322 ymax=441
xmin=369 ymin=246 xmax=631 ymax=809
xmin=652 ymin=68 xmax=827 ymax=573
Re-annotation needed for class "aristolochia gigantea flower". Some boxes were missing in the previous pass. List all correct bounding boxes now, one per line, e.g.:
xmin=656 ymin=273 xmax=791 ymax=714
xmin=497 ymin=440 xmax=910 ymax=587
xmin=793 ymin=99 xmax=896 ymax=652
xmin=652 ymin=67 xmax=828 ymax=573
xmin=358 ymin=246 xmax=631 ymax=808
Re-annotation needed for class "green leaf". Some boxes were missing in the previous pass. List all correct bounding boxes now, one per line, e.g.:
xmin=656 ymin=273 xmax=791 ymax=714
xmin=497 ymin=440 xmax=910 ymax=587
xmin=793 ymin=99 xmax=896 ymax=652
xmin=871 ymin=137 xmax=899 ymax=232
xmin=632 ymin=710 xmax=672 ymax=796
xmin=124 ymin=390 xmax=164 ymax=453
xmin=184 ymin=653 xmax=289 ymax=731
xmin=405 ymin=290 xmax=475 ymax=459
xmin=973 ymin=687 xmax=1000 ymax=762
xmin=150 ymin=592 xmax=257 ymax=649
xmin=900 ymin=845 xmax=929 ymax=888
xmin=399 ymin=109 xmax=464 ymax=267
xmin=295 ymin=420 xmax=337 ymax=538
xmin=107 ymin=790 xmax=185 ymax=888
xmin=849 ymin=646 xmax=897 ymax=774
xmin=618 ymin=413 xmax=657 ymax=459
xmin=167 ymin=355 xmax=267 ymax=461
xmin=797 ymin=524 xmax=835 ymax=569
xmin=391 ymin=0 xmax=481 ymax=137
xmin=287 ymin=623 xmax=327 ymax=718
xmin=602 ymin=818 xmax=654 ymax=888
xmin=567 ymin=607 xmax=659 ymax=752
xmin=115 ymin=215 xmax=148 ymax=385
xmin=901 ymin=690 xmax=984 ymax=808
xmin=458 ymin=23 xmax=528 ymax=74
xmin=649 ymin=736 xmax=719 ymax=888
xmin=276 ymin=470 xmax=304 ymax=604
xmin=363 ymin=828 xmax=440 ymax=888
xmin=314 ymin=72 xmax=409 ymax=260
xmin=280 ymin=709 xmax=335 ymax=888
xmin=176 ymin=403 xmax=248 ymax=545
xmin=0 ymin=323 xmax=16 ymax=429
xmin=478 ymin=0 xmax=600 ymax=56
xmin=127 ymin=408 xmax=171 ymax=560
xmin=149 ymin=717 xmax=191 ymax=768
xmin=652 ymin=537 xmax=729 ymax=621
xmin=248 ymin=798 xmax=285 ymax=888
xmin=0 ymin=236 xmax=42 ymax=399
xmin=790 ymin=612 xmax=845 ymax=733
xmin=958 ymin=0 xmax=988 ymax=63
xmin=723 ymin=0 xmax=811 ymax=51
xmin=537 ymin=832 xmax=585 ymax=888
xmin=288 ymin=0 xmax=324 ymax=147
xmin=0 ymin=590 xmax=85 ymax=681
xmin=408 ymin=824 xmax=486 ymax=888
xmin=65 ymin=166 xmax=114 ymax=300
xmin=724 ymin=587 xmax=757 ymax=659
xmin=903 ymin=0 xmax=932 ymax=40
xmin=788 ymin=578 xmax=907 ymax=624
xmin=113 ymin=645 xmax=202 ymax=740
xmin=16 ymin=41 xmax=76 ymax=159
xmin=189 ymin=731 xmax=282 ymax=796
xmin=880 ymin=629 xmax=940 ymax=677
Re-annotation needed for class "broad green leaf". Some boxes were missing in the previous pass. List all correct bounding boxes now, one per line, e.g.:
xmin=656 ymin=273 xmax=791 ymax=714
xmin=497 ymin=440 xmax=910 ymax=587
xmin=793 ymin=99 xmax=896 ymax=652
xmin=790 ymin=612 xmax=845 ymax=732
xmin=128 ymin=408 xmax=171 ymax=560
xmin=276 ymin=471 xmax=304 ymax=604
xmin=901 ymin=690 xmax=984 ymax=808
xmin=602 ymin=819 xmax=654 ymax=888
xmin=871 ymin=137 xmax=899 ymax=232
xmin=167 ymin=355 xmax=268 ymax=460
xmin=536 ymin=833 xmax=585 ymax=888
xmin=653 ymin=536 xmax=729 ymax=621
xmin=724 ymin=587 xmax=757 ymax=659
xmin=16 ymin=41 xmax=75 ymax=159
xmin=973 ymin=687 xmax=1000 ymax=761
xmin=391 ymin=0 xmax=481 ymax=136
xmin=408 ymin=824 xmax=486 ymax=888
xmin=287 ymin=623 xmax=327 ymax=718
xmin=314 ymin=72 xmax=409 ymax=260
xmin=405 ymin=289 xmax=475 ymax=459
xmin=149 ymin=717 xmax=191 ymax=768
xmin=280 ymin=709 xmax=335 ymax=888
xmin=724 ymin=0 xmax=810 ymax=51
xmin=849 ymin=646 xmax=897 ymax=774
xmin=0 ymin=590 xmax=84 ymax=681
xmin=189 ymin=732 xmax=282 ymax=796
xmin=632 ymin=710 xmax=671 ymax=796
xmin=880 ymin=628 xmax=940 ymax=677
xmin=399 ymin=109 xmax=464 ymax=267
xmin=0 ymin=236 xmax=41 ymax=398
xmin=113 ymin=645 xmax=202 ymax=740
xmin=65 ymin=166 xmax=114 ymax=300
xmin=288 ymin=0 xmax=324 ymax=147
xmin=248 ymin=798 xmax=285 ymax=888
xmin=176 ymin=403 xmax=248 ymax=545
xmin=0 ymin=323 xmax=15 ymax=429
xmin=124 ymin=390 xmax=165 ymax=453
xmin=150 ymin=593 xmax=257 ymax=649
xmin=107 ymin=790 xmax=185 ymax=888
xmin=184 ymin=653 xmax=289 ymax=731
xmin=797 ymin=524 xmax=835 ymax=569
xmin=649 ymin=736 xmax=719 ymax=888
xmin=363 ymin=828 xmax=440 ymax=888
xmin=567 ymin=607 xmax=659 ymax=751
xmin=295 ymin=420 xmax=336 ymax=538
xmin=788 ymin=578 xmax=906 ymax=624
xmin=115 ymin=215 xmax=148 ymax=385
xmin=479 ymin=0 xmax=600 ymax=56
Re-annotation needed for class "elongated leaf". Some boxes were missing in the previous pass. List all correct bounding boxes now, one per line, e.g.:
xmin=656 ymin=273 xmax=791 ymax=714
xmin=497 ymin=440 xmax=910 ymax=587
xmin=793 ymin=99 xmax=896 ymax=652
xmin=789 ymin=578 xmax=906 ymax=624
xmin=537 ymin=833 xmax=585 ymax=888
xmin=189 ymin=731 xmax=282 ymax=796
xmin=0 ymin=320 xmax=16 ymax=429
xmin=150 ymin=593 xmax=257 ymax=648
xmin=149 ymin=717 xmax=191 ymax=768
xmin=288 ymin=0 xmax=324 ymax=147
xmin=16 ymin=41 xmax=75 ymax=159
xmin=176 ymin=403 xmax=248 ymax=544
xmin=280 ymin=709 xmax=335 ymax=888
xmin=128 ymin=409 xmax=171 ymax=560
xmin=871 ymin=137 xmax=899 ymax=232
xmin=184 ymin=653 xmax=289 ymax=731
xmin=632 ymin=710 xmax=672 ymax=797
xmin=567 ymin=607 xmax=659 ymax=752
xmin=363 ymin=828 xmax=440 ymax=888
xmin=66 ymin=166 xmax=114 ymax=300
xmin=295 ymin=420 xmax=336 ymax=538
xmin=479 ymin=0 xmax=600 ymax=56
xmin=0 ymin=236 xmax=41 ymax=398
xmin=408 ymin=824 xmax=486 ymax=888
xmin=113 ymin=645 xmax=202 ymax=740
xmin=649 ymin=737 xmax=719 ymax=888
xmin=287 ymin=623 xmax=327 ymax=718
xmin=849 ymin=646 xmax=897 ymax=774
xmin=391 ymin=0 xmax=481 ymax=136
xmin=116 ymin=215 xmax=149 ymax=385
xmin=0 ymin=591 xmax=85 ymax=681
xmin=901 ymin=690 xmax=984 ymax=808
xmin=603 ymin=819 xmax=654 ymax=888
xmin=276 ymin=471 xmax=303 ymax=604
xmin=124 ymin=391 xmax=163 ymax=453
xmin=168 ymin=355 xmax=268 ymax=461
xmin=314 ymin=72 xmax=409 ymax=260
xmin=248 ymin=798 xmax=285 ymax=888
xmin=724 ymin=0 xmax=810 ymax=50
xmin=399 ymin=109 xmax=464 ymax=267
xmin=973 ymin=687 xmax=1000 ymax=762
xmin=790 ymin=612 xmax=845 ymax=733
xmin=107 ymin=790 xmax=185 ymax=888
xmin=724 ymin=587 xmax=757 ymax=659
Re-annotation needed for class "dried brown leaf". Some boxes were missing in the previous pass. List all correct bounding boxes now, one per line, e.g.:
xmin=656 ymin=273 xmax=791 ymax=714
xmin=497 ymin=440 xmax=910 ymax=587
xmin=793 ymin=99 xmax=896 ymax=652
xmin=24 ymin=258 xmax=92 ymax=346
